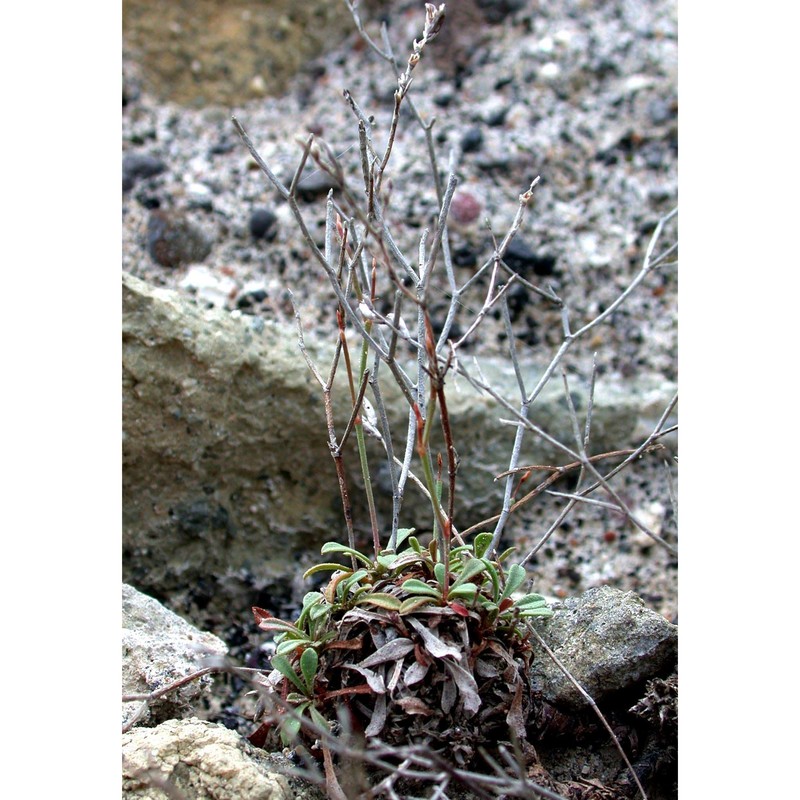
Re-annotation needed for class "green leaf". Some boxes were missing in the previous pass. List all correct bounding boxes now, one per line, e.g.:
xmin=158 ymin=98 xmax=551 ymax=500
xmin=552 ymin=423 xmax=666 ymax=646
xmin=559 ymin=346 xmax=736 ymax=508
xmin=448 ymin=583 xmax=478 ymax=601
xmin=500 ymin=563 xmax=527 ymax=602
xmin=300 ymin=647 xmax=318 ymax=694
xmin=513 ymin=593 xmax=549 ymax=608
xmin=497 ymin=546 xmax=517 ymax=563
xmin=481 ymin=559 xmax=500 ymax=601
xmin=320 ymin=541 xmax=373 ymax=567
xmin=376 ymin=553 xmax=398 ymax=570
xmin=270 ymin=654 xmax=307 ymax=695
xmin=401 ymin=578 xmax=442 ymax=598
xmin=395 ymin=527 xmax=415 ymax=548
xmin=303 ymin=562 xmax=354 ymax=579
xmin=451 ymin=558 xmax=487 ymax=590
xmin=434 ymin=562 xmax=446 ymax=589
xmin=256 ymin=617 xmax=304 ymax=636
xmin=408 ymin=536 xmax=422 ymax=553
xmin=296 ymin=592 xmax=326 ymax=628
xmin=309 ymin=603 xmax=330 ymax=622
xmin=280 ymin=708 xmax=305 ymax=744
xmin=339 ymin=568 xmax=369 ymax=597
xmin=518 ymin=606 xmax=554 ymax=618
xmin=275 ymin=638 xmax=308 ymax=656
xmin=309 ymin=705 xmax=331 ymax=732
xmin=473 ymin=532 xmax=494 ymax=559
xmin=354 ymin=592 xmax=403 ymax=610
xmin=399 ymin=595 xmax=434 ymax=614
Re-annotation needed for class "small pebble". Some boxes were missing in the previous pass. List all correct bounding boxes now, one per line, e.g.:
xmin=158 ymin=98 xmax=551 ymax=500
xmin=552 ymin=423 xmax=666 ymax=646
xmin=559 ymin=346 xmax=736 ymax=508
xmin=249 ymin=208 xmax=278 ymax=241
xmin=449 ymin=190 xmax=482 ymax=226
xmin=504 ymin=238 xmax=557 ymax=277
xmin=296 ymin=170 xmax=340 ymax=201
xmin=460 ymin=126 xmax=484 ymax=154
xmin=147 ymin=209 xmax=212 ymax=268
xmin=122 ymin=153 xmax=166 ymax=192
xmin=540 ymin=62 xmax=561 ymax=80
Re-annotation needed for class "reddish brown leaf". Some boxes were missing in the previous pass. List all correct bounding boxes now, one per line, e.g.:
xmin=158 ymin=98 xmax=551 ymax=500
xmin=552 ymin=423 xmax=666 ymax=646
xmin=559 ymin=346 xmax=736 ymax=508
xmin=448 ymin=601 xmax=470 ymax=617
xmin=396 ymin=696 xmax=433 ymax=716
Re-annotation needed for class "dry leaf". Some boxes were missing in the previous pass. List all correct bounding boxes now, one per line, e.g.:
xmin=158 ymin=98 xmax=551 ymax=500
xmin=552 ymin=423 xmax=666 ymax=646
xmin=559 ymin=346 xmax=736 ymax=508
xmin=357 ymin=637 xmax=415 ymax=668
xmin=443 ymin=660 xmax=481 ymax=715
xmin=407 ymin=617 xmax=461 ymax=660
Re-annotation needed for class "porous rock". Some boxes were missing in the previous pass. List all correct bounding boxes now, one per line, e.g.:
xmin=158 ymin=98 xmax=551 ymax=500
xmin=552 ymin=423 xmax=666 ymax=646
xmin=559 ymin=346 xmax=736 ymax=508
xmin=123 ymin=271 xmax=345 ymax=606
xmin=122 ymin=717 xmax=321 ymax=800
xmin=529 ymin=586 xmax=678 ymax=710
xmin=123 ymin=272 xmax=675 ymax=612
xmin=123 ymin=584 xmax=228 ymax=729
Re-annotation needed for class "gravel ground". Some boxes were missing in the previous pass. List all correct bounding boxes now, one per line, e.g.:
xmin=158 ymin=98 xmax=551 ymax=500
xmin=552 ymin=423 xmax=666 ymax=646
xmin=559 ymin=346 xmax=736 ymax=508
xmin=123 ymin=0 xmax=678 ymax=715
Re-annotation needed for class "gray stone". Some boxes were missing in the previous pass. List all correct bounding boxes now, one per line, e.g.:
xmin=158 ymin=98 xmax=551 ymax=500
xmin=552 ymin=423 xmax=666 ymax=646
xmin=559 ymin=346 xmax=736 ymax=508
xmin=529 ymin=586 xmax=677 ymax=710
xmin=122 ymin=718 xmax=322 ymax=800
xmin=123 ymin=584 xmax=227 ymax=729
xmin=147 ymin=210 xmax=213 ymax=268
xmin=123 ymin=272 xmax=675 ymax=612
xmin=123 ymin=272 xmax=345 ymax=607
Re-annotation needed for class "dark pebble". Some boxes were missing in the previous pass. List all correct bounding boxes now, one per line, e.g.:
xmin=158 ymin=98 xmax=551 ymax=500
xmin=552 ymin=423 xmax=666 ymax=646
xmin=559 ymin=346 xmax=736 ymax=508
xmin=504 ymin=281 xmax=530 ymax=322
xmin=504 ymin=238 xmax=557 ymax=277
xmin=147 ymin=209 xmax=212 ymax=268
xmin=475 ymin=0 xmax=525 ymax=24
xmin=249 ymin=208 xmax=278 ymax=241
xmin=641 ymin=141 xmax=666 ymax=170
xmin=122 ymin=153 xmax=166 ymax=192
xmin=460 ymin=126 xmax=484 ymax=153
xmin=485 ymin=106 xmax=509 ymax=127
xmin=237 ymin=289 xmax=268 ymax=309
xmin=296 ymin=170 xmax=340 ymax=201
xmin=452 ymin=244 xmax=480 ymax=268
xmin=647 ymin=98 xmax=675 ymax=126
xmin=208 ymin=140 xmax=235 ymax=156
xmin=433 ymin=91 xmax=454 ymax=108
xmin=475 ymin=153 xmax=512 ymax=173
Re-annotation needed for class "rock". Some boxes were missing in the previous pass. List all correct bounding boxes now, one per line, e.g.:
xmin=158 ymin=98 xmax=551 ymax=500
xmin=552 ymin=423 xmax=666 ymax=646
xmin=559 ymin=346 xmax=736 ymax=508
xmin=123 ymin=272 xmax=676 ymax=615
xmin=295 ymin=170 xmax=341 ymax=202
xmin=178 ymin=264 xmax=237 ymax=307
xmin=123 ymin=153 xmax=167 ymax=192
xmin=122 ymin=584 xmax=227 ymax=729
xmin=122 ymin=718 xmax=322 ymax=800
xmin=529 ymin=586 xmax=677 ymax=710
xmin=122 ymin=272 xmax=350 ymax=607
xmin=249 ymin=208 xmax=278 ymax=241
xmin=147 ymin=209 xmax=212 ymax=268
xmin=460 ymin=126 xmax=484 ymax=154
xmin=185 ymin=181 xmax=214 ymax=211
xmin=449 ymin=190 xmax=483 ymax=226
xmin=475 ymin=0 xmax=526 ymax=24
xmin=503 ymin=238 xmax=557 ymax=277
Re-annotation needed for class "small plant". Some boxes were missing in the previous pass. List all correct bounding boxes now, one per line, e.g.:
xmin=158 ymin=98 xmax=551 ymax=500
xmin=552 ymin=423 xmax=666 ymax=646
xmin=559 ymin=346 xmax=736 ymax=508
xmin=251 ymin=527 xmax=552 ymax=760
xmin=231 ymin=1 xmax=676 ymax=796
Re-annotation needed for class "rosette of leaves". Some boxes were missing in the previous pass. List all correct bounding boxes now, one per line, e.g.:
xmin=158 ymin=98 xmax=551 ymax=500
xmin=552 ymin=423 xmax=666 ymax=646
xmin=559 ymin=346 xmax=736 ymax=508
xmin=251 ymin=530 xmax=553 ymax=766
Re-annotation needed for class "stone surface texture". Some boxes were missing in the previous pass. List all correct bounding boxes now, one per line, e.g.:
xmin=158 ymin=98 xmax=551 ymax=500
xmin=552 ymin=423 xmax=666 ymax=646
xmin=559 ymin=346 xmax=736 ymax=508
xmin=122 ymin=717 xmax=322 ymax=800
xmin=123 ymin=584 xmax=228 ymax=729
xmin=529 ymin=585 xmax=678 ymax=710
xmin=123 ymin=270 xmax=675 ymax=613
